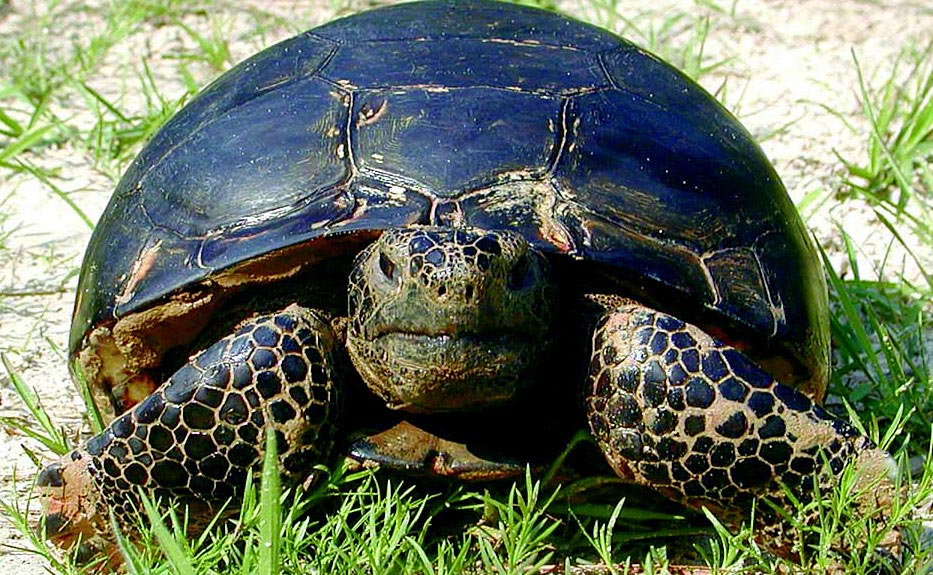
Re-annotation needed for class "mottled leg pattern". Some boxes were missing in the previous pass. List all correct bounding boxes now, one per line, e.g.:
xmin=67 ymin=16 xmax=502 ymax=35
xmin=586 ymin=303 xmax=896 ymax=557
xmin=41 ymin=304 xmax=341 ymax=548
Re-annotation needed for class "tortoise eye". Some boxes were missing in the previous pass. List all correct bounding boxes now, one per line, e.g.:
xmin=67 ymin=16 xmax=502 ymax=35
xmin=378 ymin=251 xmax=397 ymax=282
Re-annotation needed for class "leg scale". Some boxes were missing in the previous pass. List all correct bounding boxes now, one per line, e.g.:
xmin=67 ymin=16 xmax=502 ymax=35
xmin=39 ymin=304 xmax=342 ymax=552
xmin=587 ymin=303 xmax=896 ymax=556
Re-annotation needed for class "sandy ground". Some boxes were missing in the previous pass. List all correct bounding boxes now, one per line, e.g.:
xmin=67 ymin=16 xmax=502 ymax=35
xmin=0 ymin=0 xmax=931 ymax=572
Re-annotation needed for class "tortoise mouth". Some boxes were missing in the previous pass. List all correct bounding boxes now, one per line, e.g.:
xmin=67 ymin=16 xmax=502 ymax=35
xmin=347 ymin=328 xmax=544 ymax=413
xmin=374 ymin=329 xmax=526 ymax=347
xmin=373 ymin=330 xmax=534 ymax=377
xmin=372 ymin=329 xmax=535 ymax=373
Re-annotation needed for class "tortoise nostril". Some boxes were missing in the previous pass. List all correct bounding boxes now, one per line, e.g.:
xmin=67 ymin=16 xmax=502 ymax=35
xmin=37 ymin=462 xmax=64 ymax=488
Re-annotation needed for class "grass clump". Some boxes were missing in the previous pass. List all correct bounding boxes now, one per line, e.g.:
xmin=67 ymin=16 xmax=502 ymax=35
xmin=819 ymin=43 xmax=933 ymax=453
xmin=835 ymin=45 xmax=933 ymax=261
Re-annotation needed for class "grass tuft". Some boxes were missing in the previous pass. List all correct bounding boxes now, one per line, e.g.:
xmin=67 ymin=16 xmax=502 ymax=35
xmin=836 ymin=45 xmax=933 ymax=251
xmin=822 ymin=236 xmax=932 ymax=453
xmin=0 ymin=353 xmax=70 ymax=457
xmin=137 ymin=493 xmax=198 ymax=575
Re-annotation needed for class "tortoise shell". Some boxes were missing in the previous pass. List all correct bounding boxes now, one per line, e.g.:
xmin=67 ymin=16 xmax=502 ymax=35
xmin=70 ymin=0 xmax=828 ymax=419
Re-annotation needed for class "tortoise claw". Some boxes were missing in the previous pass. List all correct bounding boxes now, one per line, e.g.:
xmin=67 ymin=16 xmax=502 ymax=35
xmin=871 ymin=546 xmax=903 ymax=575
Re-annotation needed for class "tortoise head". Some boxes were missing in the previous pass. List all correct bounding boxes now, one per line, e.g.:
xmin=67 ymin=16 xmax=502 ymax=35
xmin=36 ymin=451 xmax=116 ymax=565
xmin=346 ymin=226 xmax=555 ymax=413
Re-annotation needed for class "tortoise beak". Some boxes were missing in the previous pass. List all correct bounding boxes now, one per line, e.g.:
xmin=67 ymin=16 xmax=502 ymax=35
xmin=37 ymin=461 xmax=68 ymax=538
xmin=37 ymin=461 xmax=64 ymax=487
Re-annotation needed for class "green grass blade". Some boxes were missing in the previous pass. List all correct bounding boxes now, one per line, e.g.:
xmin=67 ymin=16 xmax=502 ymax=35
xmin=258 ymin=426 xmax=282 ymax=574
xmin=110 ymin=512 xmax=149 ymax=575
xmin=140 ymin=492 xmax=196 ymax=575
xmin=0 ymin=123 xmax=55 ymax=165
xmin=0 ymin=353 xmax=70 ymax=455
xmin=12 ymin=160 xmax=95 ymax=230
xmin=852 ymin=52 xmax=916 ymax=198
xmin=70 ymin=361 xmax=105 ymax=435
xmin=78 ymin=82 xmax=132 ymax=123
xmin=0 ymin=101 xmax=26 ymax=135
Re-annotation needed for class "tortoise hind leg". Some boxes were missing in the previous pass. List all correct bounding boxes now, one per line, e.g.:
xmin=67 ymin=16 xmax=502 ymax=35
xmin=585 ymin=302 xmax=897 ymax=558
xmin=38 ymin=304 xmax=341 ymax=557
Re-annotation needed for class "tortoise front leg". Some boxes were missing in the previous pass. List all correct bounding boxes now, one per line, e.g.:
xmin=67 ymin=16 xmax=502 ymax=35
xmin=586 ymin=302 xmax=897 ymax=558
xmin=37 ymin=304 xmax=341 ymax=560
